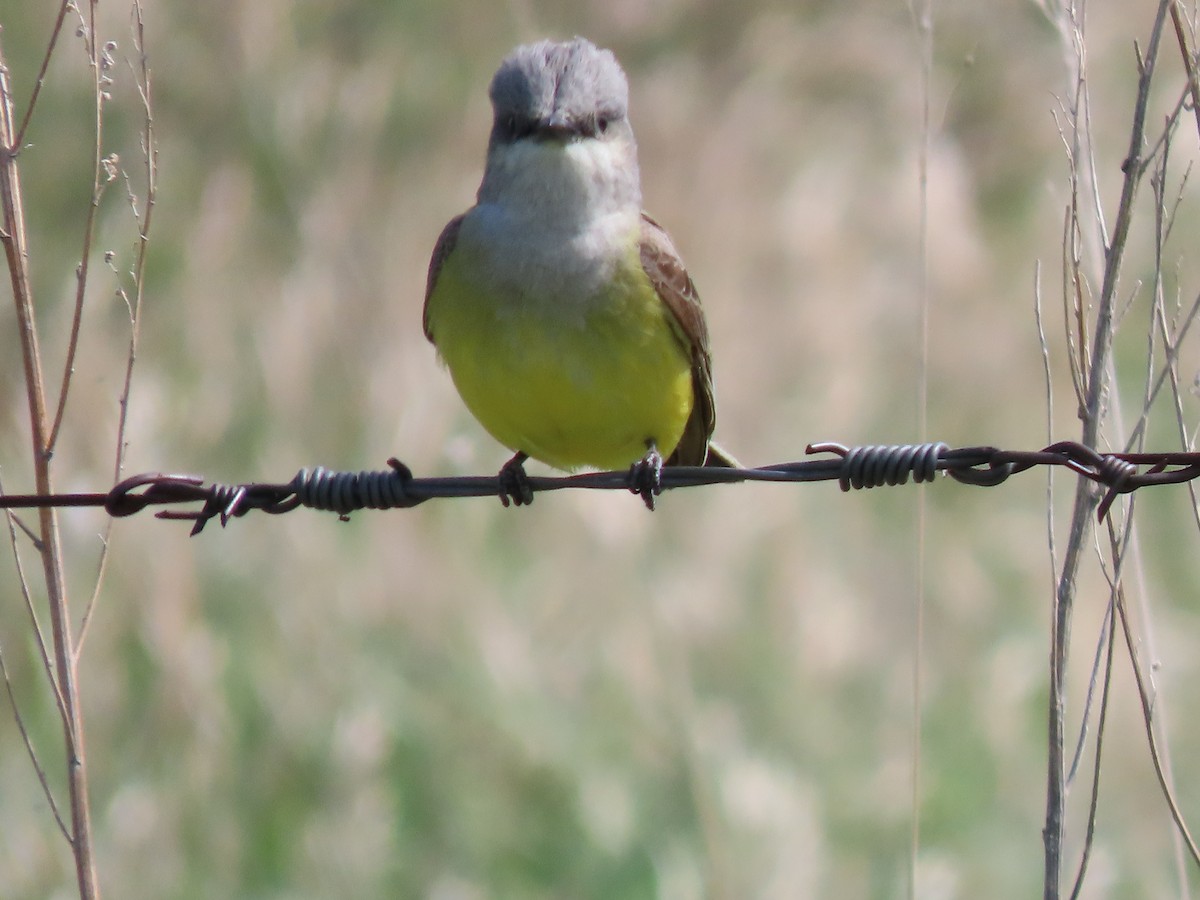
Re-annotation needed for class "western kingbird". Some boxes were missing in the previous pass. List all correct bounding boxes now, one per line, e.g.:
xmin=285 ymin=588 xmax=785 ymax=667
xmin=423 ymin=37 xmax=735 ymax=506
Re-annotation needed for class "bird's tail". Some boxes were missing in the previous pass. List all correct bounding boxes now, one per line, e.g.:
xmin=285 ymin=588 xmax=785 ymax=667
xmin=703 ymin=441 xmax=741 ymax=468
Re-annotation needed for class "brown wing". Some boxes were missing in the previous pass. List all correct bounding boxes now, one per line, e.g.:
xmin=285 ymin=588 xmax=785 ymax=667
xmin=423 ymin=213 xmax=466 ymax=343
xmin=638 ymin=213 xmax=717 ymax=466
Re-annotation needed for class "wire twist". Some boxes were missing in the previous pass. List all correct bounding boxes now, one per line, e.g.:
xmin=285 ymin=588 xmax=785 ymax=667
xmin=811 ymin=442 xmax=949 ymax=491
xmin=292 ymin=461 xmax=422 ymax=514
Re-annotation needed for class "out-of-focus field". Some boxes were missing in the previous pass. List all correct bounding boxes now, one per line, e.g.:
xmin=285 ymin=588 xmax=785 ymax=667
xmin=3 ymin=2 xmax=1200 ymax=897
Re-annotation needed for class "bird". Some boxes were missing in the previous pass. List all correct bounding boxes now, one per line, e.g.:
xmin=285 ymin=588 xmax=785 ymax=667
xmin=423 ymin=37 xmax=735 ymax=508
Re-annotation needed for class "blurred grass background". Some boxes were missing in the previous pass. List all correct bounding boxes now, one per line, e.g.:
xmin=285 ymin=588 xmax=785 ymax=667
xmin=3 ymin=1 xmax=1200 ymax=897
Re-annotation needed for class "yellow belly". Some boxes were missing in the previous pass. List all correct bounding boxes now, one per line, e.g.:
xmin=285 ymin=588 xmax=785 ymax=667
xmin=426 ymin=244 xmax=694 ymax=471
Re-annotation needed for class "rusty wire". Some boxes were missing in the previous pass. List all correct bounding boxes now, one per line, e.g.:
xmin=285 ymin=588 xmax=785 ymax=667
xmin=0 ymin=440 xmax=1194 ymax=536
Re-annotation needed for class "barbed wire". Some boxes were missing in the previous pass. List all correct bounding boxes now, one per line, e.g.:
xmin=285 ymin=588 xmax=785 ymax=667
xmin=0 ymin=441 xmax=1195 ymax=536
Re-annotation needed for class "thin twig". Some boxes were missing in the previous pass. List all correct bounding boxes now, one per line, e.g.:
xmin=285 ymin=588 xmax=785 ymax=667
xmin=0 ymin=471 xmax=68 ymax=727
xmin=1 ymin=467 xmax=72 ymax=825
xmin=12 ymin=0 xmax=73 ymax=150
xmin=1066 ymin=584 xmax=1117 ymax=900
xmin=1064 ymin=600 xmax=1111 ymax=787
xmin=904 ymin=1 xmax=934 ymax=895
xmin=1045 ymin=8 xmax=1091 ymax=895
xmin=47 ymin=0 xmax=111 ymax=455
xmin=0 ymin=642 xmax=69 ymax=840
xmin=1170 ymin=0 xmax=1200 ymax=146
xmin=1035 ymin=260 xmax=1062 ymax=675
xmin=1126 ymin=283 xmax=1200 ymax=446
xmin=78 ymin=0 xmax=156 ymax=660
xmin=1112 ymin=532 xmax=1200 ymax=866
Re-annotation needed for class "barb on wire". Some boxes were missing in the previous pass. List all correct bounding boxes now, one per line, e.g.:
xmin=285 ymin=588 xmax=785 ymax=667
xmin=0 ymin=441 xmax=1195 ymax=536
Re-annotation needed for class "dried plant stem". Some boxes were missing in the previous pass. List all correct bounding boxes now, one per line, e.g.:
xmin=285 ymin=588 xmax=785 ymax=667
xmin=1044 ymin=3 xmax=1171 ymax=898
xmin=0 ymin=32 xmax=100 ymax=900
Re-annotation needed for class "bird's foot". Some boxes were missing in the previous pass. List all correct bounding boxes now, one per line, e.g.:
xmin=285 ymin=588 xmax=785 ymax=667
xmin=498 ymin=451 xmax=534 ymax=507
xmin=627 ymin=443 xmax=663 ymax=511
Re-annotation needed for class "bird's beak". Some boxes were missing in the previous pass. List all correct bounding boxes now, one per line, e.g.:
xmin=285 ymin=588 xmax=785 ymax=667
xmin=536 ymin=111 xmax=576 ymax=141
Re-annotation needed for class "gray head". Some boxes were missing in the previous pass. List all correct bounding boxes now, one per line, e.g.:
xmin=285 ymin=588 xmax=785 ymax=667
xmin=487 ymin=38 xmax=633 ymax=153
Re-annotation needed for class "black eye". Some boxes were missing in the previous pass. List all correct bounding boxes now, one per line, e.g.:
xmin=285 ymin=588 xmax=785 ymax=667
xmin=596 ymin=115 xmax=609 ymax=134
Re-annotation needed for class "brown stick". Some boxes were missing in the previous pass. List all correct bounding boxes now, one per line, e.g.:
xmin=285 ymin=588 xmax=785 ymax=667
xmin=0 ymin=30 xmax=99 ymax=900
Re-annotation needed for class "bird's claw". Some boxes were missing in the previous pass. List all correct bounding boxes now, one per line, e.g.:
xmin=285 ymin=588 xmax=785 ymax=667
xmin=498 ymin=452 xmax=534 ymax=507
xmin=628 ymin=444 xmax=663 ymax=511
